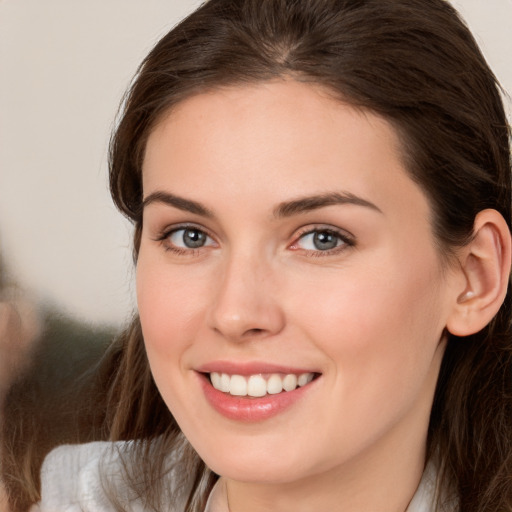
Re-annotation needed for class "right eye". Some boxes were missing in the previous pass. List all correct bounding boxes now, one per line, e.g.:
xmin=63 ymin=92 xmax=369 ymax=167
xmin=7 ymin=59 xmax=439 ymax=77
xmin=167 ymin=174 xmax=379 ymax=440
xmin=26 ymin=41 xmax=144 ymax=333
xmin=166 ymin=227 xmax=215 ymax=250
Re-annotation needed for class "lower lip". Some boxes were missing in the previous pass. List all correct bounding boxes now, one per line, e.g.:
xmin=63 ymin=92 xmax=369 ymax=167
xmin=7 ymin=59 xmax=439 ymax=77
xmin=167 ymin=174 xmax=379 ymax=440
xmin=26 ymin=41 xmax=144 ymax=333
xmin=198 ymin=373 xmax=317 ymax=422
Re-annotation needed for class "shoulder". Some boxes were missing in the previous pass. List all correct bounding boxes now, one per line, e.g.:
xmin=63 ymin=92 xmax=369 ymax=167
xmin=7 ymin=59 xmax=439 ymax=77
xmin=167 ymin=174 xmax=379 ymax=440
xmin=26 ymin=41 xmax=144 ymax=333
xmin=35 ymin=441 xmax=143 ymax=512
xmin=35 ymin=440 xmax=187 ymax=512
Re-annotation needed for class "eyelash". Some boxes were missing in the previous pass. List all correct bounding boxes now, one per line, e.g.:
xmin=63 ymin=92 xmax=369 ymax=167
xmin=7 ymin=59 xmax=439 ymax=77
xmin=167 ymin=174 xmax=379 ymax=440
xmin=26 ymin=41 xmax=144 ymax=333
xmin=154 ymin=224 xmax=355 ymax=257
xmin=154 ymin=224 xmax=216 ymax=256
xmin=290 ymin=226 xmax=355 ymax=257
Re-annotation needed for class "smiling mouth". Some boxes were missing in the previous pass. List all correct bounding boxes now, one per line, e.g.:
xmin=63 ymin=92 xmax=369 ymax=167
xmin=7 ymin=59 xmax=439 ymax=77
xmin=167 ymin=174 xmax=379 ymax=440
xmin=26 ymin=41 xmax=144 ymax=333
xmin=208 ymin=372 xmax=317 ymax=398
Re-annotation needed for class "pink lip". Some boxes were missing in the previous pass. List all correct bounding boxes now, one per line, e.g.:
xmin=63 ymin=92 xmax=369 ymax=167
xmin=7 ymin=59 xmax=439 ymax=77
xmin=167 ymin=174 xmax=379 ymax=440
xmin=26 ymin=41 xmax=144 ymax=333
xmin=196 ymin=360 xmax=317 ymax=376
xmin=196 ymin=369 xmax=319 ymax=422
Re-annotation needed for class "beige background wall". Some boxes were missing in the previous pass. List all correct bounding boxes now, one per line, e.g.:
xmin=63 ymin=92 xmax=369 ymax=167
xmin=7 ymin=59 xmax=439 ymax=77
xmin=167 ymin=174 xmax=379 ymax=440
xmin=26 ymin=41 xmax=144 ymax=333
xmin=0 ymin=0 xmax=511 ymax=326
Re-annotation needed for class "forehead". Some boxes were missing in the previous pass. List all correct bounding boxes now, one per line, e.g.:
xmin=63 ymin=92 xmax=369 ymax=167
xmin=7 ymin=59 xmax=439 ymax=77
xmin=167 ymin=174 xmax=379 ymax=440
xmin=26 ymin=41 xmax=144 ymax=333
xmin=142 ymin=79 xmax=428 ymax=224
xmin=146 ymin=80 xmax=401 ymax=158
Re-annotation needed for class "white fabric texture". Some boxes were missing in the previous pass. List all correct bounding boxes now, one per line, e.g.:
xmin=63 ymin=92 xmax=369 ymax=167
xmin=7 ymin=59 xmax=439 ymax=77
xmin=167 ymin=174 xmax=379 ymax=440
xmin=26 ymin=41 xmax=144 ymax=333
xmin=34 ymin=441 xmax=448 ymax=512
xmin=33 ymin=441 xmax=150 ymax=512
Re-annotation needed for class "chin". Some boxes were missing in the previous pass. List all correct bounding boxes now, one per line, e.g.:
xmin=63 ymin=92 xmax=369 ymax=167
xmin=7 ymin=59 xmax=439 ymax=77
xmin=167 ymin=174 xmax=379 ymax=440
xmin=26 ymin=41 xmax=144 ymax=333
xmin=193 ymin=439 xmax=317 ymax=484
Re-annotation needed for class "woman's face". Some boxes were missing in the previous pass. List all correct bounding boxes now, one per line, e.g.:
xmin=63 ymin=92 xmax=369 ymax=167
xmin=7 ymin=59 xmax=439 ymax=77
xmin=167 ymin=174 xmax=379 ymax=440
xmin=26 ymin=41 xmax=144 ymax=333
xmin=137 ymin=80 xmax=460 ymax=484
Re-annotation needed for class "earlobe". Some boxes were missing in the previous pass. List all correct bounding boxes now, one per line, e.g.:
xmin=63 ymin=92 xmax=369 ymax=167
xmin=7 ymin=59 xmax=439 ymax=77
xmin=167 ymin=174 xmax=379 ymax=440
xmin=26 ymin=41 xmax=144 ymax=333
xmin=447 ymin=209 xmax=511 ymax=337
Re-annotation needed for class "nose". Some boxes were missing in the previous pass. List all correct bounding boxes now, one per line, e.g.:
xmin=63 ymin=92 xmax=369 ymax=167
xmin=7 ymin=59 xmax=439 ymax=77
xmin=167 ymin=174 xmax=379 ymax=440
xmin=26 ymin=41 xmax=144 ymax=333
xmin=207 ymin=252 xmax=285 ymax=342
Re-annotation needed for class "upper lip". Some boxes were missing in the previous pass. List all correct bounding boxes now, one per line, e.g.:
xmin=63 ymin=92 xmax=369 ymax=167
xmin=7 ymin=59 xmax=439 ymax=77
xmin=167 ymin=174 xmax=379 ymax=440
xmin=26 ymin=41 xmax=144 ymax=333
xmin=196 ymin=361 xmax=319 ymax=376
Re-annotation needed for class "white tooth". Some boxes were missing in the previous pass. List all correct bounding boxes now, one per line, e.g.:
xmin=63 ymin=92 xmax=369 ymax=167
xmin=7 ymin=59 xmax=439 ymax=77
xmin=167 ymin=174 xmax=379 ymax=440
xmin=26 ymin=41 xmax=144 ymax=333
xmin=230 ymin=375 xmax=247 ymax=396
xmin=283 ymin=374 xmax=298 ymax=392
xmin=220 ymin=373 xmax=231 ymax=392
xmin=210 ymin=372 xmax=221 ymax=390
xmin=267 ymin=374 xmax=283 ymax=394
xmin=247 ymin=375 xmax=267 ymax=397
xmin=298 ymin=373 xmax=312 ymax=387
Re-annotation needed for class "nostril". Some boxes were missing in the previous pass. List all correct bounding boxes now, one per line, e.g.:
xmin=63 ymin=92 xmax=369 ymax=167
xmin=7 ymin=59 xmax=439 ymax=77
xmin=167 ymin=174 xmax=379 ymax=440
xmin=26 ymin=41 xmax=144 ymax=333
xmin=244 ymin=328 xmax=264 ymax=336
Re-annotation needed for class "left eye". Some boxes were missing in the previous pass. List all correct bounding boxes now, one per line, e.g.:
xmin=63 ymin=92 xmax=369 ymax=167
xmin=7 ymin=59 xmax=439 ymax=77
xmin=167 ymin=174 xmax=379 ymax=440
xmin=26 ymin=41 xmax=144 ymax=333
xmin=295 ymin=229 xmax=348 ymax=252
xmin=168 ymin=227 xmax=214 ymax=249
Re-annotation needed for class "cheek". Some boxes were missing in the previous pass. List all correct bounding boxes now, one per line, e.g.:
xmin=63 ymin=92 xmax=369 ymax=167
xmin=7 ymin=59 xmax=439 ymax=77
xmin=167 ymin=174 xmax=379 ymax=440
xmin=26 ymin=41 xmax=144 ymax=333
xmin=291 ymin=249 xmax=446 ymax=398
xmin=136 ymin=255 xmax=208 ymax=360
xmin=135 ymin=256 xmax=210 ymax=425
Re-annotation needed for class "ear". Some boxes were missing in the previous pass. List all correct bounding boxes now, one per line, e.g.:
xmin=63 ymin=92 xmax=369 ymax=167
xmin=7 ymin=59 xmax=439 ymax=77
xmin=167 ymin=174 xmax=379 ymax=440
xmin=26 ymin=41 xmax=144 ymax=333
xmin=446 ymin=209 xmax=511 ymax=337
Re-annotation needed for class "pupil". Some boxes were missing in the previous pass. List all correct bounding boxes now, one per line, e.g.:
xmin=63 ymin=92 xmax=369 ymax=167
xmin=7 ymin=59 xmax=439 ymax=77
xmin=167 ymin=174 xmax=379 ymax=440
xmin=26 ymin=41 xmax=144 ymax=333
xmin=313 ymin=231 xmax=338 ymax=250
xmin=184 ymin=229 xmax=206 ymax=248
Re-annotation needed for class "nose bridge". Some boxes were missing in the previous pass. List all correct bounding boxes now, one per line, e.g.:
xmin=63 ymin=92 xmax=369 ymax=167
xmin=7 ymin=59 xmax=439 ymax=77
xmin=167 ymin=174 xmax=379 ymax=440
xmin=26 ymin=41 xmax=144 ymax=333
xmin=208 ymin=246 xmax=284 ymax=340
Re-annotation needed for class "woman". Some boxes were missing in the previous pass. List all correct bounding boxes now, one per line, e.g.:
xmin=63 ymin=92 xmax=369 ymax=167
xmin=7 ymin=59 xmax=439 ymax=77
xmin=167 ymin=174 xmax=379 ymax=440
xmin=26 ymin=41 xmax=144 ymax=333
xmin=23 ymin=0 xmax=512 ymax=510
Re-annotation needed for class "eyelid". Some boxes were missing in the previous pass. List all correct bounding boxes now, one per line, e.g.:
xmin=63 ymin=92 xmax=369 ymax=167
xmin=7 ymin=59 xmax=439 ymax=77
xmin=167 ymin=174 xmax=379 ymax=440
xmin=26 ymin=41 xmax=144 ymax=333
xmin=153 ymin=222 xmax=212 ymax=240
xmin=153 ymin=223 xmax=218 ymax=253
xmin=288 ymin=225 xmax=355 ymax=254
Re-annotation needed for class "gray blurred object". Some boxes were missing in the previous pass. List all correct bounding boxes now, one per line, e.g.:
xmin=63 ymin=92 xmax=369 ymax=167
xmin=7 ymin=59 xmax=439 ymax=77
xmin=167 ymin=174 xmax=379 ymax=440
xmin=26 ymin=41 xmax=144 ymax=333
xmin=1 ymin=307 xmax=116 ymax=511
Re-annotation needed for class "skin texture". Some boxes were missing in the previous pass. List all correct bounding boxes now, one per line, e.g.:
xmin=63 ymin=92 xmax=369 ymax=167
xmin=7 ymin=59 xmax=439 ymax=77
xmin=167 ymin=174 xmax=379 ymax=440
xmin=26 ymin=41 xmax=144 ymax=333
xmin=137 ymin=80 xmax=466 ymax=512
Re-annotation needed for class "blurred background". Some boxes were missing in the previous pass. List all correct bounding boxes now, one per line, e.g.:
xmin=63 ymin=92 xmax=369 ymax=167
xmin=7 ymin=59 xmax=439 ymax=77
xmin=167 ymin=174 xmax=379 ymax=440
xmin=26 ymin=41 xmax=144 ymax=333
xmin=0 ymin=0 xmax=511 ymax=328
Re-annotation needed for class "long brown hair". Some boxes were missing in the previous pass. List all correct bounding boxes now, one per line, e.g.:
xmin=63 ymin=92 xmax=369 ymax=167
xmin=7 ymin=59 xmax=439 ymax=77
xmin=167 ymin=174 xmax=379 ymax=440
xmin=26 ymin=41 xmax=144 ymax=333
xmin=4 ymin=1 xmax=511 ymax=510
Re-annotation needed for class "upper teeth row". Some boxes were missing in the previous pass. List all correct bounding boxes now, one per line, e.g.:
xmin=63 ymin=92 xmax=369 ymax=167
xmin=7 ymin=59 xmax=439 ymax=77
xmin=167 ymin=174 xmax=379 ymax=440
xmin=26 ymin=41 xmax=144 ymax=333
xmin=210 ymin=372 xmax=314 ymax=397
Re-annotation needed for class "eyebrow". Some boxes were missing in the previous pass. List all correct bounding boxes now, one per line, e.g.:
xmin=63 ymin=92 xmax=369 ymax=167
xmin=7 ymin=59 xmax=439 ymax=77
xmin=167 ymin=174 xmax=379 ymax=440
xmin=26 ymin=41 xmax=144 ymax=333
xmin=273 ymin=192 xmax=382 ymax=217
xmin=142 ymin=191 xmax=213 ymax=217
xmin=142 ymin=190 xmax=382 ymax=218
